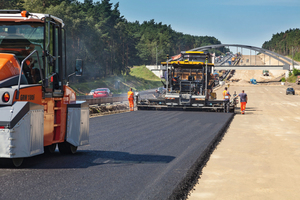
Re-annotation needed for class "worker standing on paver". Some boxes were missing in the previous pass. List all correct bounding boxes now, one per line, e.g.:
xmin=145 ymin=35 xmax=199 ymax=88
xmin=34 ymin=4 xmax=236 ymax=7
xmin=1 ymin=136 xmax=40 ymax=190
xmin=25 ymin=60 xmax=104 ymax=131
xmin=128 ymin=88 xmax=134 ymax=111
xmin=223 ymin=87 xmax=231 ymax=112
xmin=223 ymin=87 xmax=231 ymax=101
xmin=238 ymin=90 xmax=248 ymax=114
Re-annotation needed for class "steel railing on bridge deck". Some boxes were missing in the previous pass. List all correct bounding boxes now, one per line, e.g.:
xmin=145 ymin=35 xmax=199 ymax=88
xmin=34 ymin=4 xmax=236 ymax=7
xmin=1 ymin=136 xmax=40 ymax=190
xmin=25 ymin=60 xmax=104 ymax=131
xmin=214 ymin=65 xmax=288 ymax=70
xmin=191 ymin=44 xmax=297 ymax=70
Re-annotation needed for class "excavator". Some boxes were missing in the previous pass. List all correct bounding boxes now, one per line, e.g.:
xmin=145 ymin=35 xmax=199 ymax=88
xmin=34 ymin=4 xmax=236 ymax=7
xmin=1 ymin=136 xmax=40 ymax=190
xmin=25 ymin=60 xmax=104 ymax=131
xmin=0 ymin=10 xmax=89 ymax=167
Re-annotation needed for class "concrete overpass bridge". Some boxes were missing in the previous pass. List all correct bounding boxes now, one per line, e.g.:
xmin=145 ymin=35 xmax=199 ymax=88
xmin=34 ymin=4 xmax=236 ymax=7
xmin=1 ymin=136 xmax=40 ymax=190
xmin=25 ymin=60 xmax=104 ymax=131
xmin=147 ymin=44 xmax=300 ymax=77
xmin=189 ymin=44 xmax=299 ymax=71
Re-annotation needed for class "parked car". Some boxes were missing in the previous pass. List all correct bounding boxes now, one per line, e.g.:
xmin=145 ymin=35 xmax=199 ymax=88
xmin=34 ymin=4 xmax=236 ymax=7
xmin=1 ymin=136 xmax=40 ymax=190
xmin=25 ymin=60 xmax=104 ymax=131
xmin=286 ymin=87 xmax=295 ymax=95
xmin=93 ymin=88 xmax=112 ymax=98
xmin=88 ymin=89 xmax=95 ymax=96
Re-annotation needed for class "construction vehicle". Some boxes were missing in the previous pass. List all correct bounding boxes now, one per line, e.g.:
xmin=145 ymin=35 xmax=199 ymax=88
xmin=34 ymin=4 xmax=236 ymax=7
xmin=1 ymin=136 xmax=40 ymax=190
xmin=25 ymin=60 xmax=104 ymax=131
xmin=0 ymin=10 xmax=89 ymax=167
xmin=262 ymin=70 xmax=269 ymax=76
xmin=137 ymin=51 xmax=236 ymax=112
xmin=250 ymin=78 xmax=257 ymax=84
xmin=296 ymin=75 xmax=300 ymax=85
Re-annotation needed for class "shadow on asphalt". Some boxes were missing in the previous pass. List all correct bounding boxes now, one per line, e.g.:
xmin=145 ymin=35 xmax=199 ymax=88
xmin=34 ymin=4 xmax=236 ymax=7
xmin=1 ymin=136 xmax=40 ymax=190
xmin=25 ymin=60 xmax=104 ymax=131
xmin=0 ymin=150 xmax=175 ymax=169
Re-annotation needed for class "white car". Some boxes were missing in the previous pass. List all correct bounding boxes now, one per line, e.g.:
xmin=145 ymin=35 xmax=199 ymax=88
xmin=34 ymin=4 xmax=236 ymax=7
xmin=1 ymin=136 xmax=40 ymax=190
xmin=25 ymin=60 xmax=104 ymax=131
xmin=88 ymin=89 xmax=95 ymax=95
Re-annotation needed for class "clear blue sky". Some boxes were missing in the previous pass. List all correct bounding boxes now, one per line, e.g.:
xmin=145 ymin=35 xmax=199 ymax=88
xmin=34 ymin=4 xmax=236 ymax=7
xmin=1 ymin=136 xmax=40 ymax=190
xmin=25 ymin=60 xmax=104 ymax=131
xmin=80 ymin=0 xmax=300 ymax=53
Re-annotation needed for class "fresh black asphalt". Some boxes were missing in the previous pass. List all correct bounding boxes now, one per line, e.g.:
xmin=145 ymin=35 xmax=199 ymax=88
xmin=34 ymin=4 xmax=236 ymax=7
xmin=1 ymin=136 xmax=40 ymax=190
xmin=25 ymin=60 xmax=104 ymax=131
xmin=0 ymin=111 xmax=233 ymax=200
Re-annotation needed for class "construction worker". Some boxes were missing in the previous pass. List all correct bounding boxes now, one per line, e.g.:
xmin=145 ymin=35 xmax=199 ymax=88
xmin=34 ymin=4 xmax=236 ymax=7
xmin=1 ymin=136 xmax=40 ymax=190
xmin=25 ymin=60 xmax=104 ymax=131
xmin=153 ymin=89 xmax=159 ymax=98
xmin=223 ymin=87 xmax=231 ymax=112
xmin=238 ymin=90 xmax=248 ymax=114
xmin=223 ymin=87 xmax=231 ymax=101
xmin=128 ymin=88 xmax=134 ymax=111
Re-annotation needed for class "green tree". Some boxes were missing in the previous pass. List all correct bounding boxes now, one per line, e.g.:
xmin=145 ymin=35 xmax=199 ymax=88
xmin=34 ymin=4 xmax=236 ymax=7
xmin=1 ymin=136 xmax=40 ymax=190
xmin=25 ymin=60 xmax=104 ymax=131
xmin=1 ymin=0 xmax=228 ymax=81
xmin=263 ymin=28 xmax=300 ymax=62
xmin=0 ymin=0 xmax=24 ymax=10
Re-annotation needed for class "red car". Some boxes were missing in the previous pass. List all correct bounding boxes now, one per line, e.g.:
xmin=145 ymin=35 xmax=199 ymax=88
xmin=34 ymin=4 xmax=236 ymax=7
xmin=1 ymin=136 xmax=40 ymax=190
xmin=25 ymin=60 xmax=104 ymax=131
xmin=93 ymin=88 xmax=112 ymax=98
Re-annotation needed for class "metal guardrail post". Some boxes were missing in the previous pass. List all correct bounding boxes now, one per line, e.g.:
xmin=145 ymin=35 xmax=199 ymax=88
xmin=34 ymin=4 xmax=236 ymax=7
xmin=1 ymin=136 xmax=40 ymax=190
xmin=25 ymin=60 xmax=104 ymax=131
xmin=135 ymin=94 xmax=139 ymax=105
xmin=83 ymin=96 xmax=128 ymax=106
xmin=77 ymin=89 xmax=155 ymax=106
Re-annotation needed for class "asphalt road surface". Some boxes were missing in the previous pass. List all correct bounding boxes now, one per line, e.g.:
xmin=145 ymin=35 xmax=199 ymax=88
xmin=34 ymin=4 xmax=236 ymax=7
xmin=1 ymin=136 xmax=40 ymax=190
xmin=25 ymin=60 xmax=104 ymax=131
xmin=0 ymin=111 xmax=233 ymax=200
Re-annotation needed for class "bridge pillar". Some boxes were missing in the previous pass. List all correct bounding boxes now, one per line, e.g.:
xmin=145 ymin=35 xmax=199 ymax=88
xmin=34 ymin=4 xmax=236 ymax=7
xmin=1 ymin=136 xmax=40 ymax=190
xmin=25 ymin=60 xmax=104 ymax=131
xmin=250 ymin=50 xmax=251 ymax=65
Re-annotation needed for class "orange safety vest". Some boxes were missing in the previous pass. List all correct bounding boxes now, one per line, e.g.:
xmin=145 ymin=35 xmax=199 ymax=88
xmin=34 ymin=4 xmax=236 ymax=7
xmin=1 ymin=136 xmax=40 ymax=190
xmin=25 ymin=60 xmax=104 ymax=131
xmin=127 ymin=91 xmax=134 ymax=100
xmin=223 ymin=90 xmax=229 ymax=100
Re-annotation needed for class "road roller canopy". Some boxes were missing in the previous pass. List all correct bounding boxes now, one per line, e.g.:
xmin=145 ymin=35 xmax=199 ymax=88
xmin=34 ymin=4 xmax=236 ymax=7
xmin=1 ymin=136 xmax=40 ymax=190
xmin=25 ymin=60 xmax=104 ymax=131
xmin=0 ymin=10 xmax=64 ymax=27
xmin=0 ymin=10 xmax=67 ymax=96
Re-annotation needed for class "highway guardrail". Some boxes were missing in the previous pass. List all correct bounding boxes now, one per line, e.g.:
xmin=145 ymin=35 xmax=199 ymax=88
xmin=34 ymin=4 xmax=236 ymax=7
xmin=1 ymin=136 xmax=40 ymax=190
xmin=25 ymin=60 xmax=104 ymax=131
xmin=77 ymin=96 xmax=127 ymax=105
xmin=76 ymin=89 xmax=156 ymax=105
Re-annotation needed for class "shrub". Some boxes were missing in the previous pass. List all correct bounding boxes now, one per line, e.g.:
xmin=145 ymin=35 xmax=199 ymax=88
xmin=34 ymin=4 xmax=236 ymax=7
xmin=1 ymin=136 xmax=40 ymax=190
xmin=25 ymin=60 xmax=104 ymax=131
xmin=281 ymin=77 xmax=286 ymax=82
xmin=293 ymin=68 xmax=300 ymax=76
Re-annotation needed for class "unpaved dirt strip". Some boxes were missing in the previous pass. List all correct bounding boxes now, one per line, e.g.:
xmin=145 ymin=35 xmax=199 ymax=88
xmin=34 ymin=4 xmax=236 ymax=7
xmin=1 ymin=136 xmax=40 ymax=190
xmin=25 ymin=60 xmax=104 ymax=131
xmin=188 ymin=85 xmax=300 ymax=200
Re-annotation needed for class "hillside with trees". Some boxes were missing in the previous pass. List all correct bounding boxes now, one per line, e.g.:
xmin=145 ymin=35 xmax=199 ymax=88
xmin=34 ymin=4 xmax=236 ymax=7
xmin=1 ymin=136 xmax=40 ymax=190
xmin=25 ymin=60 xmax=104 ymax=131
xmin=262 ymin=29 xmax=300 ymax=62
xmin=1 ymin=0 xmax=227 ymax=83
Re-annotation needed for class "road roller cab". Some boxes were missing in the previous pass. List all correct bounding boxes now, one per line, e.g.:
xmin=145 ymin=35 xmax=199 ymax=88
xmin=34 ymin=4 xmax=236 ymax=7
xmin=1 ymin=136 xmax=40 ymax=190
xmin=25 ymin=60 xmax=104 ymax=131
xmin=0 ymin=10 xmax=89 ymax=167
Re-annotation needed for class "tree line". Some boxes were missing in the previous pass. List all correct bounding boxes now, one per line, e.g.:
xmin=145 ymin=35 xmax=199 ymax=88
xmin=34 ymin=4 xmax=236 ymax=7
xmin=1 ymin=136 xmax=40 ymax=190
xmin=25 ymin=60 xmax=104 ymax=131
xmin=262 ymin=28 xmax=300 ymax=62
xmin=1 ymin=0 xmax=227 ymax=81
